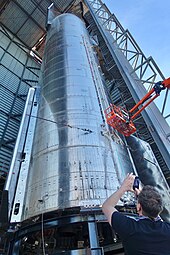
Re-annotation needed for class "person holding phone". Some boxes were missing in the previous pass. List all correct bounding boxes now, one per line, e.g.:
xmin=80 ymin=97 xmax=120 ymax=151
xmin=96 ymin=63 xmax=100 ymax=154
xmin=102 ymin=173 xmax=170 ymax=255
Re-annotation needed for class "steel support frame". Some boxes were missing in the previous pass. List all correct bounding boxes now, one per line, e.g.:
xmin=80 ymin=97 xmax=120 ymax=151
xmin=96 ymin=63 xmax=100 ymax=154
xmin=0 ymin=55 xmax=29 ymax=148
xmin=0 ymin=24 xmax=41 ymax=73
xmin=85 ymin=0 xmax=170 ymax=171
xmin=12 ymin=0 xmax=45 ymax=36
xmin=7 ymin=213 xmax=106 ymax=255
xmin=0 ymin=24 xmax=40 ymax=137
xmin=10 ymin=88 xmax=39 ymax=223
xmin=4 ymin=88 xmax=36 ymax=217
xmin=86 ymin=0 xmax=169 ymax=119
xmin=0 ymin=24 xmax=40 ymax=193
xmin=0 ymin=22 xmax=44 ymax=62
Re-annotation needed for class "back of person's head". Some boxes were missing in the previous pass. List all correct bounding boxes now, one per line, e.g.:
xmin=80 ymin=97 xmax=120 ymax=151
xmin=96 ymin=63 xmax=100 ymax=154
xmin=138 ymin=185 xmax=163 ymax=218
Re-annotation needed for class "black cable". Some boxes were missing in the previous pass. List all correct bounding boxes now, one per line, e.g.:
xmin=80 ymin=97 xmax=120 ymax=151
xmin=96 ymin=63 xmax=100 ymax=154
xmin=26 ymin=114 xmax=93 ymax=134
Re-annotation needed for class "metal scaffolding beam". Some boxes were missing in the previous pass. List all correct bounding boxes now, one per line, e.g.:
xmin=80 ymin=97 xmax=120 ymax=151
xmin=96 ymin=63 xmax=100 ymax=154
xmin=85 ymin=0 xmax=170 ymax=178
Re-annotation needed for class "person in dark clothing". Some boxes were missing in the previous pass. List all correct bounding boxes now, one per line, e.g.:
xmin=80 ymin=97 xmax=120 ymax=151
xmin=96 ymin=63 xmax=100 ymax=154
xmin=102 ymin=173 xmax=170 ymax=255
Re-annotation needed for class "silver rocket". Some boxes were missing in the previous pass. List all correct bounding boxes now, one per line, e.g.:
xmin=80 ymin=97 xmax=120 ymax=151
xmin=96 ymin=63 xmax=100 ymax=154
xmin=4 ymin=9 xmax=170 ymax=255
xmin=20 ymin=13 xmax=135 ymax=220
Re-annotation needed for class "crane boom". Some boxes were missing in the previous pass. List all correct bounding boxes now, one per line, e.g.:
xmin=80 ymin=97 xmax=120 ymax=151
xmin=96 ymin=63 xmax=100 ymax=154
xmin=105 ymin=78 xmax=170 ymax=136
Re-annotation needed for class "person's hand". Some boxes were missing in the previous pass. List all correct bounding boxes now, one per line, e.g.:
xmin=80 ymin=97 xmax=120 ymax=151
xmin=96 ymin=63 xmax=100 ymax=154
xmin=134 ymin=187 xmax=142 ymax=197
xmin=120 ymin=173 xmax=136 ymax=193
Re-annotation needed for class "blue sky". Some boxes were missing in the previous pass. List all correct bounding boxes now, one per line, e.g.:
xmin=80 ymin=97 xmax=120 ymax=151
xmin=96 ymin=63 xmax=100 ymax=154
xmin=103 ymin=0 xmax=170 ymax=78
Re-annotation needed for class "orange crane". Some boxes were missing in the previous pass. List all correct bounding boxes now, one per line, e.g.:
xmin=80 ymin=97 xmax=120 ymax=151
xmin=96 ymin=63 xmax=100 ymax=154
xmin=104 ymin=77 xmax=170 ymax=136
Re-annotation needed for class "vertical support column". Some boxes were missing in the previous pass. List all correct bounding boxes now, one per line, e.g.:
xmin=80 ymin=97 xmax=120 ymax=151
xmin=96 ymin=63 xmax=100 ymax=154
xmin=5 ymin=88 xmax=35 ymax=218
xmin=10 ymin=240 xmax=20 ymax=255
xmin=88 ymin=218 xmax=104 ymax=255
xmin=10 ymin=88 xmax=40 ymax=223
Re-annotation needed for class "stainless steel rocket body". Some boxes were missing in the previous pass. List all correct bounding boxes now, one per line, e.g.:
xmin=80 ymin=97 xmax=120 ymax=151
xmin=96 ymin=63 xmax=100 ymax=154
xmin=5 ymin=12 xmax=170 ymax=255
xmin=23 ymin=13 xmax=134 ymax=220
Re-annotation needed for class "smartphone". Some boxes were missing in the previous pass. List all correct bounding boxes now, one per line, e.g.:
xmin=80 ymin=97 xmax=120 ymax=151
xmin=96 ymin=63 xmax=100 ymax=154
xmin=133 ymin=176 xmax=140 ymax=190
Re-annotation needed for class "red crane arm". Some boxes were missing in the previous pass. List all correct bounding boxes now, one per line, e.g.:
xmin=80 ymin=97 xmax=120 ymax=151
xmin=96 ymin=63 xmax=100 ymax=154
xmin=129 ymin=78 xmax=170 ymax=120
xmin=104 ymin=77 xmax=170 ymax=136
xmin=162 ymin=77 xmax=170 ymax=88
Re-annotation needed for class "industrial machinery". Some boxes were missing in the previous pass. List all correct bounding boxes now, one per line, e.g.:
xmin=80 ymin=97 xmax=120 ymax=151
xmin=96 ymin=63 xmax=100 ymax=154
xmin=0 ymin=1 xmax=170 ymax=255
xmin=105 ymin=78 xmax=170 ymax=136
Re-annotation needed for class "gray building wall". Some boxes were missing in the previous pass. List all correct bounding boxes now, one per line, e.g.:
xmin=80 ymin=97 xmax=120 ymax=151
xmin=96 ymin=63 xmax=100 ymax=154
xmin=0 ymin=24 xmax=40 ymax=194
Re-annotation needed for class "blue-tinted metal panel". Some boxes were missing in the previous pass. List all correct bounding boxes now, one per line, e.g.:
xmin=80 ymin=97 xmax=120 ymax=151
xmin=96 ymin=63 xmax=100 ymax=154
xmin=0 ymin=25 xmax=40 ymax=187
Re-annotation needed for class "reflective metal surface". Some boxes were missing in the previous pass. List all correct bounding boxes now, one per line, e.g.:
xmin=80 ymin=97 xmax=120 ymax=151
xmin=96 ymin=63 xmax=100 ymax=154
xmin=126 ymin=135 xmax=170 ymax=222
xmin=5 ymin=88 xmax=35 ymax=217
xmin=10 ymin=88 xmax=40 ymax=223
xmin=22 ymin=14 xmax=135 ymax=220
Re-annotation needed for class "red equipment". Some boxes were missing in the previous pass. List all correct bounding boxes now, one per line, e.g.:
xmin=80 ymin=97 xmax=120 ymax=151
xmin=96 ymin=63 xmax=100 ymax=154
xmin=104 ymin=77 xmax=170 ymax=136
